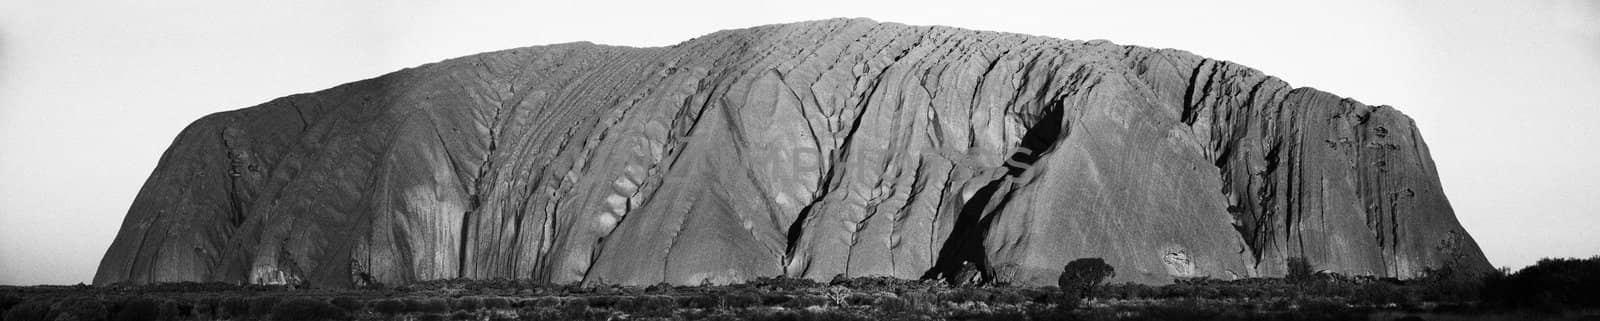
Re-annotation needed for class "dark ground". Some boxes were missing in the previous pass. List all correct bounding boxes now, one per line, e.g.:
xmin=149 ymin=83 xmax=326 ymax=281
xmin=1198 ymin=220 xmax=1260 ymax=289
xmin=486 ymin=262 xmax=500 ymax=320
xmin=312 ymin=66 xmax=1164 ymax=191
xmin=2 ymin=270 xmax=1595 ymax=321
xmin=7 ymin=256 xmax=1598 ymax=321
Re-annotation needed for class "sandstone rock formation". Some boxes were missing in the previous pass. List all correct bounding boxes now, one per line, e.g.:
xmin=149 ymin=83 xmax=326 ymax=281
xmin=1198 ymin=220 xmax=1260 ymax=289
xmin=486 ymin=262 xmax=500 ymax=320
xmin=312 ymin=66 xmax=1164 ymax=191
xmin=95 ymin=18 xmax=1491 ymax=287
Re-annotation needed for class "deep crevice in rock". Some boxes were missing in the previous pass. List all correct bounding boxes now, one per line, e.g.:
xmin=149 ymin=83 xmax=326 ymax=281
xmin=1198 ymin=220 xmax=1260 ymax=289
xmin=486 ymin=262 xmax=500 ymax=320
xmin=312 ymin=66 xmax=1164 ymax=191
xmin=923 ymin=99 xmax=1065 ymax=282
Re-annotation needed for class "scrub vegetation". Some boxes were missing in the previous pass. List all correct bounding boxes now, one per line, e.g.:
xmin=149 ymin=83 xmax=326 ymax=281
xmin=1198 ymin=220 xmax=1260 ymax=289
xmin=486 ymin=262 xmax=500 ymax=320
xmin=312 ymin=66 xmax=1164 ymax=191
xmin=3 ymin=257 xmax=1595 ymax=321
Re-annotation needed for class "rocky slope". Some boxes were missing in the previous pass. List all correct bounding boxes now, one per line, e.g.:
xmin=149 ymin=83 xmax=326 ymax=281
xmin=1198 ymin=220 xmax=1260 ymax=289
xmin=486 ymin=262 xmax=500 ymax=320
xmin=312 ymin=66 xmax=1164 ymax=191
xmin=95 ymin=18 xmax=1491 ymax=287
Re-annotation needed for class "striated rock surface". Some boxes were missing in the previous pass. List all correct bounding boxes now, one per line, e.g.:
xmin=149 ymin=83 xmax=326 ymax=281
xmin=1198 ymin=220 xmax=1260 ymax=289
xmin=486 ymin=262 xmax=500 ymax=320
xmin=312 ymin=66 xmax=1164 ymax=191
xmin=95 ymin=18 xmax=1491 ymax=287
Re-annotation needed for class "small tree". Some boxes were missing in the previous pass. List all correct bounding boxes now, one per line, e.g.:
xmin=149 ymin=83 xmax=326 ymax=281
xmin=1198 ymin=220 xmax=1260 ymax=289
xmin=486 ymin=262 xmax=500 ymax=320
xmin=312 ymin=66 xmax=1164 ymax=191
xmin=1058 ymin=258 xmax=1116 ymax=309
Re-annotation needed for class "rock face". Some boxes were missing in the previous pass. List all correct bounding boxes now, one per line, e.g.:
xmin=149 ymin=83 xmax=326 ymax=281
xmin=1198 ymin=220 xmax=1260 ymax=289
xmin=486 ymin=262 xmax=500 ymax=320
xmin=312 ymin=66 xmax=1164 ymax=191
xmin=95 ymin=19 xmax=1491 ymax=287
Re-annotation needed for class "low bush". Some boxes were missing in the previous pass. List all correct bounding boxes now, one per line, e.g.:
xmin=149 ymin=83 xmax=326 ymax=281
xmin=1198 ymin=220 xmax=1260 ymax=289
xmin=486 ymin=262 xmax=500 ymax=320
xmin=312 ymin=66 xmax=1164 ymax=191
xmin=3 ymin=300 xmax=51 ymax=321
xmin=1482 ymin=256 xmax=1600 ymax=310
xmin=679 ymin=295 xmax=718 ymax=310
xmin=50 ymin=297 xmax=108 ymax=321
xmin=163 ymin=300 xmax=193 ymax=320
xmin=0 ymin=294 xmax=23 ymax=316
xmin=941 ymin=287 xmax=991 ymax=303
xmin=843 ymin=293 xmax=877 ymax=306
xmin=780 ymin=295 xmax=830 ymax=309
xmin=249 ymin=296 xmax=282 ymax=317
xmin=758 ymin=293 xmax=792 ymax=306
xmin=111 ymin=298 xmax=162 ymax=321
xmin=16 ymin=256 xmax=1600 ymax=320
xmin=193 ymin=296 xmax=222 ymax=319
xmin=989 ymin=288 xmax=1030 ymax=304
xmin=643 ymin=282 xmax=675 ymax=294
xmin=827 ymin=275 xmax=933 ymax=293
xmin=1017 ymin=287 xmax=1055 ymax=304
xmin=727 ymin=290 xmax=765 ymax=308
xmin=1287 ymin=257 xmax=1315 ymax=283
xmin=220 ymin=297 xmax=251 ymax=319
xmin=874 ymin=296 xmax=917 ymax=314
xmin=748 ymin=276 xmax=821 ymax=291
xmin=372 ymin=299 xmax=405 ymax=315
xmin=612 ymin=295 xmax=675 ymax=316
xmin=481 ymin=296 xmax=511 ymax=309
xmin=269 ymin=298 xmax=348 ymax=321
xmin=451 ymin=296 xmax=483 ymax=311
xmin=407 ymin=298 xmax=450 ymax=314
xmin=326 ymin=297 xmax=361 ymax=313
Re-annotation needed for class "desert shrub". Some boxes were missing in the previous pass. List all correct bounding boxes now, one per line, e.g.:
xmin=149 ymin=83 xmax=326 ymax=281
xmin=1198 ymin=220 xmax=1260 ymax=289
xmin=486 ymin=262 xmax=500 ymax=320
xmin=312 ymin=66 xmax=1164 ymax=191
xmin=1413 ymin=265 xmax=1486 ymax=302
xmin=680 ymin=295 xmax=719 ymax=310
xmin=49 ymin=297 xmax=108 ymax=321
xmin=220 ymin=297 xmax=251 ymax=318
xmin=899 ymin=291 xmax=936 ymax=306
xmin=193 ymin=296 xmax=222 ymax=319
xmin=824 ymin=285 xmax=852 ymax=306
xmin=161 ymin=300 xmax=192 ymax=320
xmin=827 ymin=275 xmax=931 ymax=293
xmin=452 ymin=296 xmax=483 ymax=311
xmin=1287 ymin=257 xmax=1314 ymax=283
xmin=0 ymin=294 xmax=24 ymax=316
xmin=874 ymin=296 xmax=915 ymax=313
xmin=513 ymin=307 xmax=555 ymax=321
xmin=779 ymin=295 xmax=829 ymax=309
xmin=1351 ymin=280 xmax=1410 ymax=306
xmin=4 ymin=300 xmax=52 ymax=321
xmin=843 ymin=293 xmax=878 ymax=306
xmin=528 ymin=297 xmax=563 ymax=309
xmin=408 ymin=298 xmax=450 ymax=314
xmin=1095 ymin=282 xmax=1157 ymax=300
xmin=1482 ymin=256 xmax=1600 ymax=310
xmin=584 ymin=296 xmax=624 ymax=309
xmin=1016 ymin=287 xmax=1055 ymax=304
xmin=613 ymin=295 xmax=675 ymax=316
xmin=556 ymin=302 xmax=615 ymax=321
xmin=746 ymin=309 xmax=872 ymax=321
xmin=586 ymin=285 xmax=630 ymax=296
xmin=126 ymin=281 xmax=242 ymax=293
xmin=725 ymin=290 xmax=764 ymax=308
xmin=481 ymin=297 xmax=511 ymax=310
xmin=111 ymin=298 xmax=162 ymax=321
xmin=1166 ymin=279 xmax=1223 ymax=299
xmin=758 ymin=293 xmax=792 ymax=306
xmin=644 ymin=282 xmax=675 ymax=294
xmin=249 ymin=296 xmax=282 ymax=317
xmin=1137 ymin=298 xmax=1256 ymax=321
xmin=372 ymin=299 xmax=405 ymax=315
xmin=328 ymin=297 xmax=362 ymax=312
xmin=269 ymin=298 xmax=349 ymax=321
xmin=988 ymin=288 xmax=1030 ymax=305
xmin=947 ymin=303 xmax=1031 ymax=320
xmin=942 ymin=287 xmax=991 ymax=303
xmin=1021 ymin=304 xmax=1074 ymax=320
xmin=749 ymin=276 xmax=821 ymax=291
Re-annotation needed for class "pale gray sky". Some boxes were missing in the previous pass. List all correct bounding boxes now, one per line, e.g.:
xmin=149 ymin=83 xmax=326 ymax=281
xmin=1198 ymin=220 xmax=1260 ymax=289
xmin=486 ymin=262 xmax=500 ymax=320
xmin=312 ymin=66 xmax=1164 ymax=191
xmin=1 ymin=0 xmax=1595 ymax=285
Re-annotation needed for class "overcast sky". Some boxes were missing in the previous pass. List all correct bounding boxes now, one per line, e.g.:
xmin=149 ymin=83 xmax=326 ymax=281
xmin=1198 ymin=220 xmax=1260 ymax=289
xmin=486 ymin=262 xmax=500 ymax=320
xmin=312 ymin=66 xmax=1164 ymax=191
xmin=1 ymin=0 xmax=1595 ymax=285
